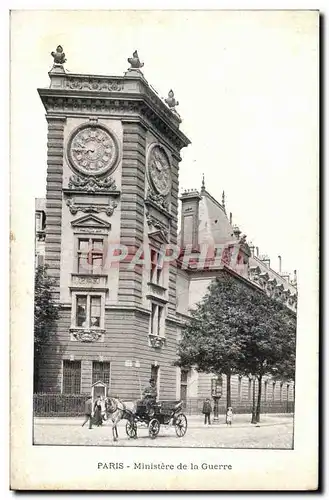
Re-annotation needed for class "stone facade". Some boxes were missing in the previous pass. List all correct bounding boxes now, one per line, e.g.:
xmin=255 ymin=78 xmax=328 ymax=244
xmin=36 ymin=53 xmax=296 ymax=405
xmin=37 ymin=57 xmax=190 ymax=399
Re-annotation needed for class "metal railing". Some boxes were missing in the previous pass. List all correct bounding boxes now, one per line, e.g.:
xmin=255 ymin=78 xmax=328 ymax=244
xmin=182 ymin=399 xmax=294 ymax=415
xmin=33 ymin=393 xmax=294 ymax=417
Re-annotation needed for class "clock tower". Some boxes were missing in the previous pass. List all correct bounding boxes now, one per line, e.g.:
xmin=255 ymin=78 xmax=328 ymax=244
xmin=37 ymin=48 xmax=190 ymax=398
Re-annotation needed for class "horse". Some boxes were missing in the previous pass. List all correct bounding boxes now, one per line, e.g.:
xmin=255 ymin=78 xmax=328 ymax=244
xmin=103 ymin=397 xmax=135 ymax=441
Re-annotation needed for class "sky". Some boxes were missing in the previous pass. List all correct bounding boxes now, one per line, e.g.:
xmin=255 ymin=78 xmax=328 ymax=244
xmin=10 ymin=9 xmax=318 ymax=279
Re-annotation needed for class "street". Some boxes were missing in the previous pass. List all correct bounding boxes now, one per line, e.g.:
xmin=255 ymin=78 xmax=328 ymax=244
xmin=33 ymin=414 xmax=293 ymax=449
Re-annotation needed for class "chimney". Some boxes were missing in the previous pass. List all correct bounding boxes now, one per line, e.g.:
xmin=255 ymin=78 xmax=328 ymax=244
xmin=229 ymin=212 xmax=232 ymax=225
xmin=278 ymin=255 xmax=282 ymax=274
xmin=180 ymin=189 xmax=202 ymax=251
xmin=256 ymin=247 xmax=259 ymax=257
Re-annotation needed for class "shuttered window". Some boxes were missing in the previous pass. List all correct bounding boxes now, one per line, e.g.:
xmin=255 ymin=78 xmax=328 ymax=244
xmin=62 ymin=360 xmax=81 ymax=394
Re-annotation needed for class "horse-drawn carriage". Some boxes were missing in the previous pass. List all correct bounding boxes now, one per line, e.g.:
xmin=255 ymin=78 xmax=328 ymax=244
xmin=125 ymin=399 xmax=188 ymax=439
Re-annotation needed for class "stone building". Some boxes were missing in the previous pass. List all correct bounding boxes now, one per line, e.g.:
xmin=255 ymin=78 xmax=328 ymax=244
xmin=176 ymin=183 xmax=297 ymax=409
xmin=35 ymin=198 xmax=46 ymax=268
xmin=35 ymin=47 xmax=296 ymax=409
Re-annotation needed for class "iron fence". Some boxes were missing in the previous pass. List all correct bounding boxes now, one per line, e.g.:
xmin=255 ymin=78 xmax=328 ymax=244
xmin=33 ymin=393 xmax=88 ymax=416
xmin=182 ymin=399 xmax=294 ymax=415
xmin=33 ymin=393 xmax=294 ymax=417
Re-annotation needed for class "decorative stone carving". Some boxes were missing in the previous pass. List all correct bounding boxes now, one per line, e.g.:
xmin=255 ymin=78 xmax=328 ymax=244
xmin=148 ymin=145 xmax=171 ymax=196
xmin=165 ymin=89 xmax=179 ymax=109
xmin=146 ymin=189 xmax=170 ymax=211
xmin=65 ymin=77 xmax=124 ymax=92
xmin=146 ymin=212 xmax=168 ymax=238
xmin=127 ymin=50 xmax=144 ymax=69
xmin=149 ymin=334 xmax=165 ymax=349
xmin=41 ymin=95 xmax=187 ymax=150
xmin=67 ymin=124 xmax=119 ymax=176
xmin=51 ymin=45 xmax=66 ymax=65
xmin=71 ymin=274 xmax=107 ymax=288
xmin=74 ymin=227 xmax=107 ymax=234
xmin=70 ymin=328 xmax=105 ymax=342
xmin=74 ymin=276 xmax=101 ymax=285
xmin=66 ymin=198 xmax=118 ymax=216
xmin=68 ymin=174 xmax=117 ymax=192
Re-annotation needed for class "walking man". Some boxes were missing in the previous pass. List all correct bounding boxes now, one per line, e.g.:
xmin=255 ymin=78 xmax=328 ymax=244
xmin=202 ymin=398 xmax=212 ymax=425
xmin=82 ymin=396 xmax=93 ymax=429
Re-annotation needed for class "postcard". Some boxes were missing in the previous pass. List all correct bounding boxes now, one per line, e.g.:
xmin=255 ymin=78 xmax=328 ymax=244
xmin=10 ymin=9 xmax=319 ymax=491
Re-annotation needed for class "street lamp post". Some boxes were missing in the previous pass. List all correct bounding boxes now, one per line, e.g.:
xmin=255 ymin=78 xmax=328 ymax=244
xmin=211 ymin=375 xmax=223 ymax=423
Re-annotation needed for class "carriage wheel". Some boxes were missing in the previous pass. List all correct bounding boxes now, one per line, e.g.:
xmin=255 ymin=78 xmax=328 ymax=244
xmin=126 ymin=421 xmax=137 ymax=439
xmin=174 ymin=413 xmax=187 ymax=437
xmin=148 ymin=418 xmax=160 ymax=439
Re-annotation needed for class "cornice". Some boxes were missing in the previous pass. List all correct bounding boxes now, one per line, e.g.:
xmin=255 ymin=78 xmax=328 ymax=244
xmin=38 ymin=87 xmax=190 ymax=151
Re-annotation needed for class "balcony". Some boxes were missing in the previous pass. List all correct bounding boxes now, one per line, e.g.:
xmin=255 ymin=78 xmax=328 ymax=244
xmin=70 ymin=328 xmax=105 ymax=343
xmin=148 ymin=334 xmax=166 ymax=349
xmin=70 ymin=274 xmax=108 ymax=291
xmin=146 ymin=282 xmax=168 ymax=304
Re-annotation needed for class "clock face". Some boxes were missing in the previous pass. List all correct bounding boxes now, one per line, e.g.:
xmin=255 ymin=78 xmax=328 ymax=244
xmin=148 ymin=145 xmax=171 ymax=196
xmin=68 ymin=125 xmax=119 ymax=176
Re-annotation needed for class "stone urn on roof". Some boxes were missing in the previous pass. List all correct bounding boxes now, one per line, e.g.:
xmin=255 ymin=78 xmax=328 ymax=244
xmin=125 ymin=50 xmax=144 ymax=75
xmin=50 ymin=45 xmax=66 ymax=73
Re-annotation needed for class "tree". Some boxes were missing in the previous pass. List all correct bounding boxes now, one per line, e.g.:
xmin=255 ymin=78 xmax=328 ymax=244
xmin=237 ymin=294 xmax=296 ymax=423
xmin=34 ymin=265 xmax=59 ymax=392
xmin=176 ymin=271 xmax=296 ymax=424
xmin=176 ymin=272 xmax=256 ymax=410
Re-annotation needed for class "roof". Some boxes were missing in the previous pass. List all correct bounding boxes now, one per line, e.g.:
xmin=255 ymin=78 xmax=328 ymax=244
xmin=198 ymin=189 xmax=234 ymax=246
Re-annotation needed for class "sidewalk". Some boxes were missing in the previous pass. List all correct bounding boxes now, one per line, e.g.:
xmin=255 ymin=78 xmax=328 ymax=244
xmin=34 ymin=413 xmax=293 ymax=429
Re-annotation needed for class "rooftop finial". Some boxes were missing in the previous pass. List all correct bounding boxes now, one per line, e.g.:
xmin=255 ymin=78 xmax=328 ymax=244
xmin=165 ymin=89 xmax=179 ymax=109
xmin=127 ymin=50 xmax=144 ymax=70
xmin=222 ymin=190 xmax=226 ymax=213
xmin=51 ymin=45 xmax=66 ymax=66
xmin=201 ymin=173 xmax=205 ymax=191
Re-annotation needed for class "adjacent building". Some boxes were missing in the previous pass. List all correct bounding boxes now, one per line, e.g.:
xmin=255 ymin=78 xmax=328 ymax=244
xmin=35 ymin=48 xmax=296 ymax=410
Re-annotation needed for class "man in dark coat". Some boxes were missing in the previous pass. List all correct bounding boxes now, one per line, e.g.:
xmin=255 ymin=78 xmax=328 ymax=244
xmin=135 ymin=378 xmax=157 ymax=416
xmin=202 ymin=398 xmax=212 ymax=425
xmin=142 ymin=378 xmax=157 ymax=400
xmin=82 ymin=397 xmax=93 ymax=429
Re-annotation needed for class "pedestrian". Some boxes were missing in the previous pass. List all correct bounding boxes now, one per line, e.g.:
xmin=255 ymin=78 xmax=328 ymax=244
xmin=94 ymin=396 xmax=103 ymax=426
xmin=202 ymin=398 xmax=212 ymax=425
xmin=82 ymin=396 xmax=93 ymax=429
xmin=226 ymin=406 xmax=233 ymax=425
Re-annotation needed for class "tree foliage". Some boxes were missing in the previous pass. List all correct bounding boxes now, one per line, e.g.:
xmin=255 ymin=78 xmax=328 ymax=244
xmin=176 ymin=271 xmax=296 ymax=422
xmin=34 ymin=265 xmax=59 ymax=391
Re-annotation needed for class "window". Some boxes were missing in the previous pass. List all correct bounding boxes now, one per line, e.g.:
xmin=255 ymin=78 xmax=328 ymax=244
xmin=62 ymin=360 xmax=81 ymax=394
xmin=150 ymin=248 xmax=163 ymax=285
xmin=151 ymin=365 xmax=160 ymax=398
xmin=150 ymin=303 xmax=157 ymax=335
xmin=149 ymin=303 xmax=164 ymax=336
xmin=75 ymin=294 xmax=102 ymax=329
xmin=92 ymin=361 xmax=111 ymax=386
xmin=158 ymin=306 xmax=163 ymax=335
xmin=77 ymin=237 xmax=104 ymax=274
xmin=151 ymin=365 xmax=159 ymax=385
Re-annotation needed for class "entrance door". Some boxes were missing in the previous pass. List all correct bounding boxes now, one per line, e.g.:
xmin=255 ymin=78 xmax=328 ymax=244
xmin=151 ymin=365 xmax=160 ymax=398
xmin=180 ymin=369 xmax=188 ymax=403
